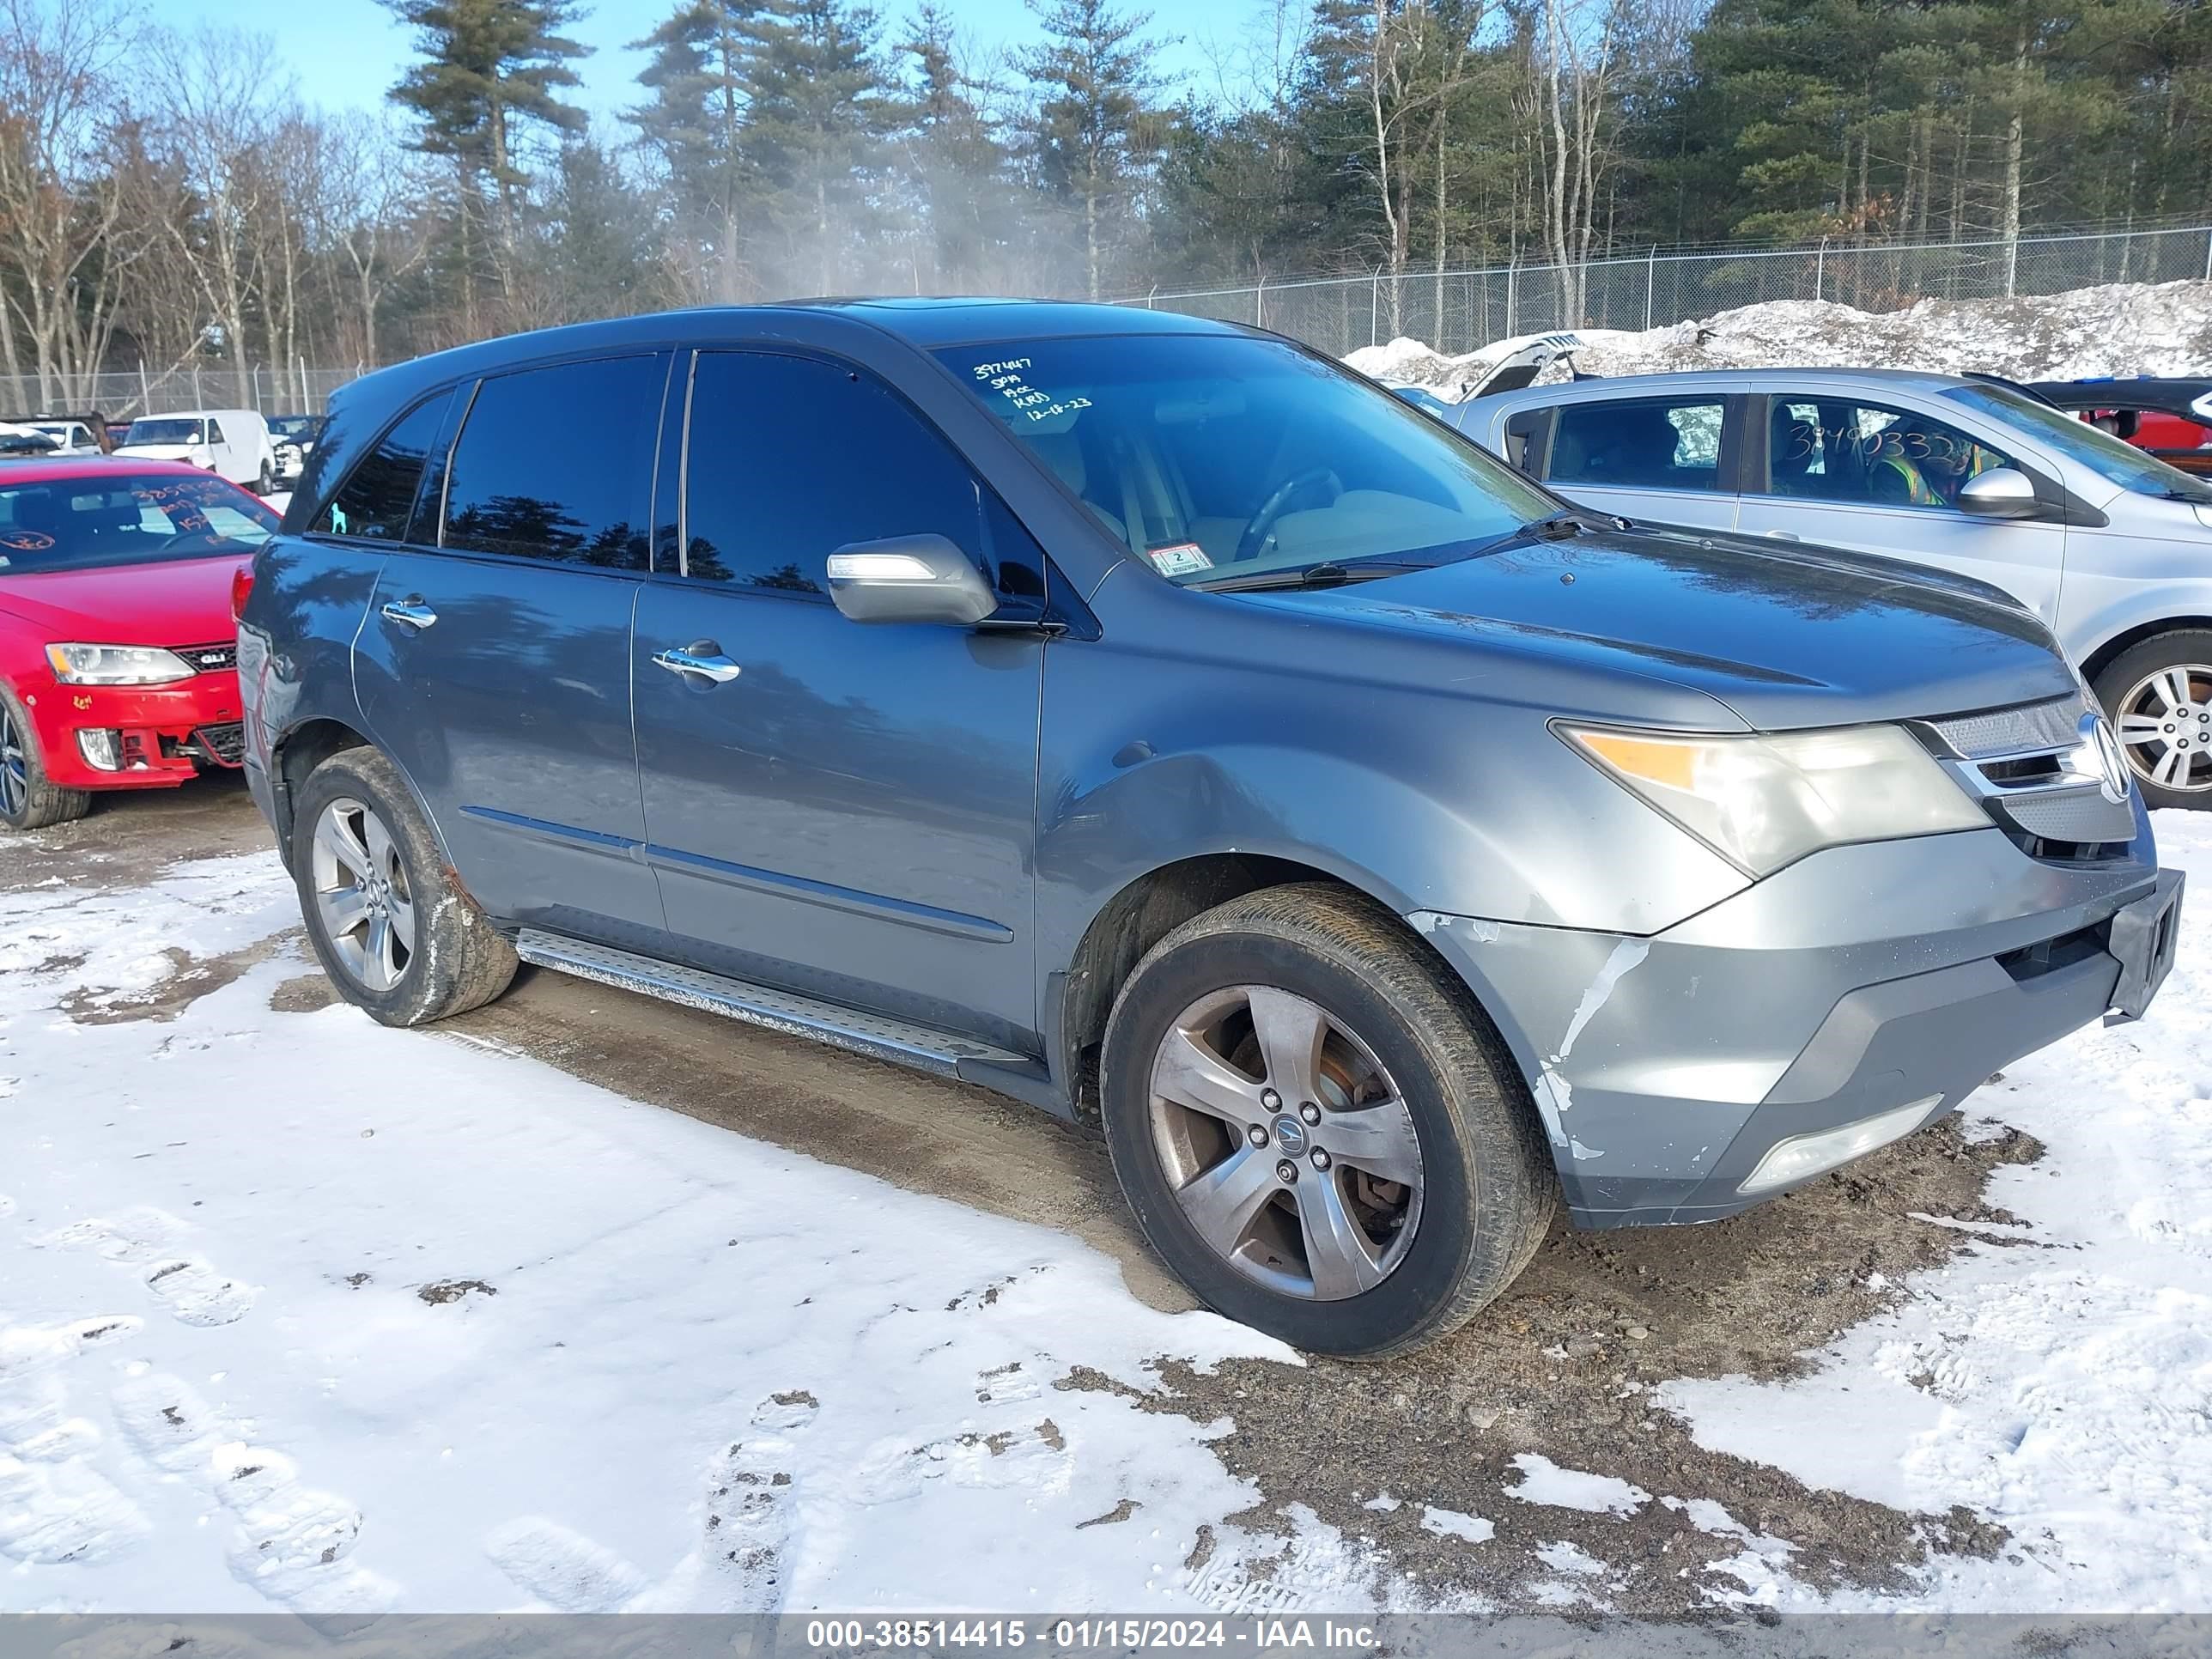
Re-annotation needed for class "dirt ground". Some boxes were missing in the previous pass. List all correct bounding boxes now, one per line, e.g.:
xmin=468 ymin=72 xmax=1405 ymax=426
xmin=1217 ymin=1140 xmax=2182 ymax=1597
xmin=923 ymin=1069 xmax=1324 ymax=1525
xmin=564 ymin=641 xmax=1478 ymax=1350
xmin=9 ymin=778 xmax=2036 ymax=1612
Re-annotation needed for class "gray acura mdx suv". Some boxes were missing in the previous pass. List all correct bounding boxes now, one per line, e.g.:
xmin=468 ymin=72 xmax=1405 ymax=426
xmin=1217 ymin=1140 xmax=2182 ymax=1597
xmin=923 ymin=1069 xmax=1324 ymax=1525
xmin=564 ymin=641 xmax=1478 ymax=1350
xmin=240 ymin=301 xmax=2181 ymax=1357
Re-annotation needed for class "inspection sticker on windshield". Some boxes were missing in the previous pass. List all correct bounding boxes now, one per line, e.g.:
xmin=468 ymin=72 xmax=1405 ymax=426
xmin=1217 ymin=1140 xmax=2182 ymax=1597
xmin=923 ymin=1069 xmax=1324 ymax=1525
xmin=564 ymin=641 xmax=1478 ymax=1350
xmin=1146 ymin=542 xmax=1213 ymax=577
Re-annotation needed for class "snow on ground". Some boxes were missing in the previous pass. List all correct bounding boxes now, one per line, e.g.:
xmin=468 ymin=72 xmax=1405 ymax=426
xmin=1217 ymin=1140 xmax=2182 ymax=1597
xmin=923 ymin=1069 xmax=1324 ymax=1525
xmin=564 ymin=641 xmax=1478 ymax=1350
xmin=1503 ymin=1455 xmax=1650 ymax=1518
xmin=1346 ymin=278 xmax=2212 ymax=394
xmin=0 ymin=853 xmax=1365 ymax=1614
xmin=7 ymin=817 xmax=2212 ymax=1613
xmin=1662 ymin=811 xmax=2212 ymax=1613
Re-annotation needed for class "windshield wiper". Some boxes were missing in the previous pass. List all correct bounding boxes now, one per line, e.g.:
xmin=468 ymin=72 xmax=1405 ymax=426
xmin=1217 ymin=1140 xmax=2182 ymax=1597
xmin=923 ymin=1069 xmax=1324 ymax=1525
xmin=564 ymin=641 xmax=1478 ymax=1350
xmin=1191 ymin=560 xmax=1426 ymax=593
xmin=1526 ymin=512 xmax=1618 ymax=538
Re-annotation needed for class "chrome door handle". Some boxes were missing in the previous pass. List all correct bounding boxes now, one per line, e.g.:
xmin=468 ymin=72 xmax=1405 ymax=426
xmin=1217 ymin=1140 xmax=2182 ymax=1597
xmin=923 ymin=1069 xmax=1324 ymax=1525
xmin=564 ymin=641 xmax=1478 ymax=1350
xmin=1763 ymin=529 xmax=1802 ymax=542
xmin=653 ymin=645 xmax=743 ymax=684
xmin=381 ymin=598 xmax=438 ymax=629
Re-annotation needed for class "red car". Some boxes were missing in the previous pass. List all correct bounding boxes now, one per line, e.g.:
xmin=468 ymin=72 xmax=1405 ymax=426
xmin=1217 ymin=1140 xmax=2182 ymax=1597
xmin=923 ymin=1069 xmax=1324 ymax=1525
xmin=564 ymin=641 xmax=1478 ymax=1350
xmin=0 ymin=459 xmax=278 ymax=830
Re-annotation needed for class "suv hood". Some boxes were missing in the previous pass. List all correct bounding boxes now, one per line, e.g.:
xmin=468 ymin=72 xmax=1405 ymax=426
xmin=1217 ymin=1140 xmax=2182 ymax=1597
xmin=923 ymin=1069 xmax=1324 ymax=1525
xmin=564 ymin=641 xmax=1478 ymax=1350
xmin=0 ymin=555 xmax=246 ymax=647
xmin=1246 ymin=522 xmax=2076 ymax=731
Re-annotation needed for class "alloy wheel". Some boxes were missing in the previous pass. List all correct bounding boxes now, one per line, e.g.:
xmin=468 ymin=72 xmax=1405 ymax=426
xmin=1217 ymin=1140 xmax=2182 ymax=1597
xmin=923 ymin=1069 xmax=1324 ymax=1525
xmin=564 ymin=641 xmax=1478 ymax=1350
xmin=0 ymin=706 xmax=27 ymax=817
xmin=2117 ymin=664 xmax=2212 ymax=793
xmin=310 ymin=796 xmax=416 ymax=992
xmin=1147 ymin=984 xmax=1424 ymax=1300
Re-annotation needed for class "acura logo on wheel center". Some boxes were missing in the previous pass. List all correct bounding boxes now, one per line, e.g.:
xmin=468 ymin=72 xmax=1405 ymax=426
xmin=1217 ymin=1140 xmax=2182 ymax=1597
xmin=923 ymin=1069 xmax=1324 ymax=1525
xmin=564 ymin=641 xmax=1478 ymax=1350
xmin=1272 ymin=1115 xmax=1309 ymax=1156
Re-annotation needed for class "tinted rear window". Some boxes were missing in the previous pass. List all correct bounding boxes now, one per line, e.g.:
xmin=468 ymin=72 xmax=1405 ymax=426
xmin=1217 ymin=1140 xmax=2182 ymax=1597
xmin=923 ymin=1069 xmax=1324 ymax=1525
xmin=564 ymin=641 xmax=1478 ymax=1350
xmin=313 ymin=391 xmax=453 ymax=542
xmin=0 ymin=473 xmax=278 ymax=574
xmin=441 ymin=356 xmax=665 ymax=568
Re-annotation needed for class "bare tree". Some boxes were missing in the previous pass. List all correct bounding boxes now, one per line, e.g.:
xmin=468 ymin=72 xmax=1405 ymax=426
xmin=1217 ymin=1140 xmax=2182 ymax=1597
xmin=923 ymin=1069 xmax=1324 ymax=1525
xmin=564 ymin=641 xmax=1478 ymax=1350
xmin=1534 ymin=0 xmax=1621 ymax=325
xmin=0 ymin=0 xmax=142 ymax=406
xmin=139 ymin=27 xmax=286 ymax=406
xmin=314 ymin=112 xmax=433 ymax=367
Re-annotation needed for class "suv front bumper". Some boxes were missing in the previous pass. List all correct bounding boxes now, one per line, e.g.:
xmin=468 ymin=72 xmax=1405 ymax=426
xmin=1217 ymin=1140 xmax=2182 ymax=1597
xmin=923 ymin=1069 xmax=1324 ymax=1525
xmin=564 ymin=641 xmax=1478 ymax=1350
xmin=1415 ymin=821 xmax=2175 ymax=1228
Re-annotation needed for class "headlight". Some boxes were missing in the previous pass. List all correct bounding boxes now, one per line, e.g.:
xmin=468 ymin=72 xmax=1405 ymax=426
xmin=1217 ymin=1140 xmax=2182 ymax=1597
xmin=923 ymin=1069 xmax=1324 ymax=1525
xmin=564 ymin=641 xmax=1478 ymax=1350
xmin=1559 ymin=720 xmax=1985 ymax=876
xmin=45 ymin=643 xmax=197 ymax=686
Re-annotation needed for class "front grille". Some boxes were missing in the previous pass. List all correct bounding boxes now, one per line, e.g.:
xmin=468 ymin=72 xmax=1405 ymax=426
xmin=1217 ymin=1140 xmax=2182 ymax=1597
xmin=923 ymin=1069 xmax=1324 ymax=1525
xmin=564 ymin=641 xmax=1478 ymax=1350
xmin=187 ymin=722 xmax=244 ymax=767
xmin=1925 ymin=696 xmax=2082 ymax=758
xmin=177 ymin=641 xmax=236 ymax=673
xmin=1917 ymin=694 xmax=2136 ymax=860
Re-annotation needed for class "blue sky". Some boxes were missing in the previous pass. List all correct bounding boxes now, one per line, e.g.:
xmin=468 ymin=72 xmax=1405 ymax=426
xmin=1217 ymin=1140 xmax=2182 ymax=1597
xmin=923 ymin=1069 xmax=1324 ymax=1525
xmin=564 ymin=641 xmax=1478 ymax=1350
xmin=185 ymin=0 xmax=1252 ymax=128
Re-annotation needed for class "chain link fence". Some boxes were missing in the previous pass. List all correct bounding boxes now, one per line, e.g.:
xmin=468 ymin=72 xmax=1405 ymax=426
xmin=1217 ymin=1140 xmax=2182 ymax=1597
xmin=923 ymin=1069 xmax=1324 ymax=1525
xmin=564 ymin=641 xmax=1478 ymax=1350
xmin=7 ymin=221 xmax=2205 ymax=416
xmin=1126 ymin=222 xmax=2212 ymax=360
xmin=0 ymin=364 xmax=360 ymax=423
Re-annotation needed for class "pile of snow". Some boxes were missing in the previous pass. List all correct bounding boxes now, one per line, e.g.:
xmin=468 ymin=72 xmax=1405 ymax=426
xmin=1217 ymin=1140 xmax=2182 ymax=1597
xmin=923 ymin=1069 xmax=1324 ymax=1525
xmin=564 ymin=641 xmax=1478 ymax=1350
xmin=1348 ymin=279 xmax=2212 ymax=396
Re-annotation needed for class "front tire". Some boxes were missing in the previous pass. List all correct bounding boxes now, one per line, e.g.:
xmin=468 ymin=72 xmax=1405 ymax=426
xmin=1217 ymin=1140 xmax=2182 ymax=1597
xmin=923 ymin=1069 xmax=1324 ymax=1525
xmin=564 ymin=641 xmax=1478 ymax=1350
xmin=2094 ymin=629 xmax=2212 ymax=810
xmin=1100 ymin=884 xmax=1556 ymax=1358
xmin=0 ymin=685 xmax=91 ymax=832
xmin=289 ymin=746 xmax=516 ymax=1026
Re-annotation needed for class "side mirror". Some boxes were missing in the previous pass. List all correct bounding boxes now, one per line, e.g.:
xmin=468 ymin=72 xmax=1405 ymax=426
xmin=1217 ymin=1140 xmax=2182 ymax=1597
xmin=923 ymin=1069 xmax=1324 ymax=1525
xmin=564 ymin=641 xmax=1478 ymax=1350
xmin=1957 ymin=466 xmax=2044 ymax=520
xmin=826 ymin=533 xmax=999 ymax=627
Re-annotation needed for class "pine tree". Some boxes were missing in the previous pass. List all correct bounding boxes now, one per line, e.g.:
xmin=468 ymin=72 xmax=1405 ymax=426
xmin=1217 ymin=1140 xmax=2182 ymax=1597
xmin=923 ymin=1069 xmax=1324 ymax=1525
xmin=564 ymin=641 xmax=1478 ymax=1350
xmin=535 ymin=139 xmax=668 ymax=321
xmin=628 ymin=0 xmax=771 ymax=301
xmin=385 ymin=0 xmax=592 ymax=324
xmin=1015 ymin=0 xmax=1164 ymax=299
xmin=744 ymin=0 xmax=888 ymax=295
xmin=891 ymin=3 xmax=1013 ymax=289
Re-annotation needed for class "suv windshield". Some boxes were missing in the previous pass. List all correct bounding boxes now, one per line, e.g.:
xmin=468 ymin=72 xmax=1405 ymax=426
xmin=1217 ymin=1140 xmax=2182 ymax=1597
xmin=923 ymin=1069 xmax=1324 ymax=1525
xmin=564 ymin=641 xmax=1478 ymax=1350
xmin=1943 ymin=381 xmax=2212 ymax=503
xmin=0 ymin=474 xmax=277 ymax=574
xmin=269 ymin=415 xmax=321 ymax=441
xmin=125 ymin=418 xmax=205 ymax=446
xmin=934 ymin=334 xmax=1560 ymax=585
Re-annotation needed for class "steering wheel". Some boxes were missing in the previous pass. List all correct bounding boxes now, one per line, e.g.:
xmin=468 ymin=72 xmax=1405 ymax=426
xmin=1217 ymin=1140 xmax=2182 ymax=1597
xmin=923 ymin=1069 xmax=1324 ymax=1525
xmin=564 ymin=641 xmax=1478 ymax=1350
xmin=1235 ymin=468 xmax=1343 ymax=562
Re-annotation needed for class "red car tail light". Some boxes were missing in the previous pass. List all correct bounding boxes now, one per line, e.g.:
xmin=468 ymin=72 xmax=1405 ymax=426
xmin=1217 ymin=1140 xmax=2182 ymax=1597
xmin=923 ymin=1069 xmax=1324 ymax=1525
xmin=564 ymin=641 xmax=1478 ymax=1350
xmin=230 ymin=562 xmax=254 ymax=622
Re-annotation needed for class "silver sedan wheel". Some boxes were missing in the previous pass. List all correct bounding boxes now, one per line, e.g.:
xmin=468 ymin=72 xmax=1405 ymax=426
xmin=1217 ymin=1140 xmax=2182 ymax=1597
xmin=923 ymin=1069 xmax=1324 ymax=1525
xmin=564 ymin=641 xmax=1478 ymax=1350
xmin=1148 ymin=984 xmax=1423 ymax=1301
xmin=310 ymin=796 xmax=416 ymax=992
xmin=0 ymin=706 xmax=25 ymax=817
xmin=2118 ymin=664 xmax=2212 ymax=793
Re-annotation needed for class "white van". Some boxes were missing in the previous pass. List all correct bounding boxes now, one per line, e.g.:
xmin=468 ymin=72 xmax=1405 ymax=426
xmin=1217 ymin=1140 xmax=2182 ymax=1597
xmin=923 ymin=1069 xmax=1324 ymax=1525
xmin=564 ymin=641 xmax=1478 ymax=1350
xmin=117 ymin=409 xmax=278 ymax=493
xmin=24 ymin=419 xmax=100 ymax=454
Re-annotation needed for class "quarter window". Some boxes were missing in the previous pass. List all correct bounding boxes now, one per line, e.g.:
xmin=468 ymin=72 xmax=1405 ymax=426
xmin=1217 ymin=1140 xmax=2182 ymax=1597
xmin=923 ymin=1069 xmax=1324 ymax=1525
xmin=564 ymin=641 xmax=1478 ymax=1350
xmin=1503 ymin=406 xmax=1552 ymax=475
xmin=441 ymin=355 xmax=665 ymax=568
xmin=313 ymin=390 xmax=454 ymax=541
xmin=1766 ymin=398 xmax=2015 ymax=510
xmin=681 ymin=351 xmax=989 ymax=596
xmin=1548 ymin=397 xmax=1729 ymax=493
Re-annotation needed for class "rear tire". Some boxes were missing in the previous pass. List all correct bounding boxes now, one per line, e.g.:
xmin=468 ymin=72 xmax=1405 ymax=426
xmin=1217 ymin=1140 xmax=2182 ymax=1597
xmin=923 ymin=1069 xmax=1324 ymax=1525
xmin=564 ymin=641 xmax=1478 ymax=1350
xmin=1099 ymin=884 xmax=1556 ymax=1358
xmin=289 ymin=746 xmax=517 ymax=1026
xmin=0 ymin=684 xmax=92 ymax=832
xmin=2093 ymin=629 xmax=2212 ymax=810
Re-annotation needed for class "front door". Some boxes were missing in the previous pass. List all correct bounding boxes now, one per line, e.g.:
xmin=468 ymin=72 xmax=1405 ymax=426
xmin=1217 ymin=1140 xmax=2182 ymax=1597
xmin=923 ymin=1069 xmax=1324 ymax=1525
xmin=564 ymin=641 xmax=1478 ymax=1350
xmin=630 ymin=348 xmax=1044 ymax=1052
xmin=352 ymin=352 xmax=674 ymax=944
xmin=1735 ymin=392 xmax=2066 ymax=625
xmin=1539 ymin=390 xmax=1743 ymax=533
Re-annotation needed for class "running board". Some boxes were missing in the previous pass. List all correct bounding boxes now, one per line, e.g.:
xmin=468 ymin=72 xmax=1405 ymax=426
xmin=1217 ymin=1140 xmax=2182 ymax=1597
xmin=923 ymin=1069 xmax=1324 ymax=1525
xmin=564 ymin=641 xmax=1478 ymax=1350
xmin=514 ymin=928 xmax=1031 ymax=1079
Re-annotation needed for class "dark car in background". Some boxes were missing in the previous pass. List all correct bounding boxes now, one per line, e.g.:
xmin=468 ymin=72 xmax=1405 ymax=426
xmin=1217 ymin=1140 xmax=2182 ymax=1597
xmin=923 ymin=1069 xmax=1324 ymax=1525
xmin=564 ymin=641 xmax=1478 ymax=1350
xmin=239 ymin=301 xmax=2179 ymax=1356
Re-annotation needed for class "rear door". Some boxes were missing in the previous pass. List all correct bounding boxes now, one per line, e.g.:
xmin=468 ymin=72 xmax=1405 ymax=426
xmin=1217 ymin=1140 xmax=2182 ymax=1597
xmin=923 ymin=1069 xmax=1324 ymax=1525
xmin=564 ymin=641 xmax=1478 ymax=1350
xmin=629 ymin=347 xmax=1045 ymax=1051
xmin=353 ymin=352 xmax=674 ymax=943
xmin=1735 ymin=390 xmax=2065 ymax=623
xmin=1527 ymin=390 xmax=1744 ymax=532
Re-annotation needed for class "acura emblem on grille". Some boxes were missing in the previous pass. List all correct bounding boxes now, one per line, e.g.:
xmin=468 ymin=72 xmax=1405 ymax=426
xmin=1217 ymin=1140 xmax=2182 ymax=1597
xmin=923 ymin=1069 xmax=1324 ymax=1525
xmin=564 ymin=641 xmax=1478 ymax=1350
xmin=2075 ymin=711 xmax=2131 ymax=805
